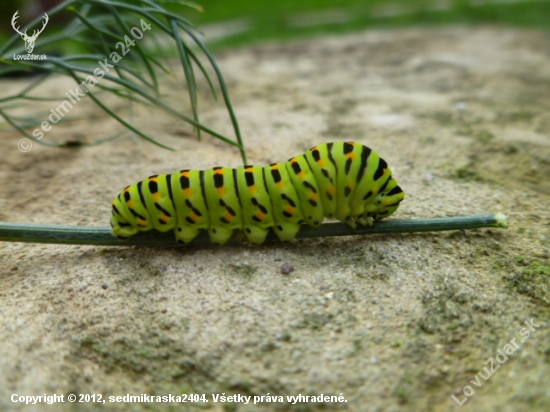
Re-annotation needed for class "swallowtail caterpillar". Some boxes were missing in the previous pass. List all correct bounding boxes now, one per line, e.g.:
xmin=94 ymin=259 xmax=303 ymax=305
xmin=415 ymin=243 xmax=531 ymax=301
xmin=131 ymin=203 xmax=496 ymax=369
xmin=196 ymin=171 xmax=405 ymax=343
xmin=111 ymin=142 xmax=405 ymax=244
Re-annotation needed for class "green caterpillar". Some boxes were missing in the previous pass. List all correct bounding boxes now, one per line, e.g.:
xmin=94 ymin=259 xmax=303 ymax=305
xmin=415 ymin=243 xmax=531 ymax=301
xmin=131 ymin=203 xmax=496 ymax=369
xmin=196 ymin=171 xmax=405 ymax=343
xmin=111 ymin=142 xmax=405 ymax=244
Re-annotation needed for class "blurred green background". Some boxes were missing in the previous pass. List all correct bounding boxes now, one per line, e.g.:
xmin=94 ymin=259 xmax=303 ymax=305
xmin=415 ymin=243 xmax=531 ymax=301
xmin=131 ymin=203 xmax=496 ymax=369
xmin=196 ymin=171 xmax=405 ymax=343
xmin=2 ymin=0 xmax=550 ymax=51
xmin=187 ymin=0 xmax=550 ymax=49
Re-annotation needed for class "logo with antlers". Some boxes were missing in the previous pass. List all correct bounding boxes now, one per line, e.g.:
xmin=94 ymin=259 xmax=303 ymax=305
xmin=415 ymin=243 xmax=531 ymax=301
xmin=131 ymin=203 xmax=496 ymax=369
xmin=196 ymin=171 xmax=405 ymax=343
xmin=11 ymin=11 xmax=49 ymax=54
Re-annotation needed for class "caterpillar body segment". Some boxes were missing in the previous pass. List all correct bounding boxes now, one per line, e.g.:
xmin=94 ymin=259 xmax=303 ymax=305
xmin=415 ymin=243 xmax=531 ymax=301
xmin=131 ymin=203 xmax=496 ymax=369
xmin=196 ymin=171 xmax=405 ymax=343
xmin=111 ymin=142 xmax=405 ymax=244
xmin=172 ymin=169 xmax=210 ymax=243
xmin=264 ymin=162 xmax=304 ymax=242
xmin=235 ymin=165 xmax=274 ymax=244
xmin=286 ymin=155 xmax=324 ymax=227
xmin=145 ymin=174 xmax=177 ymax=232
xmin=204 ymin=167 xmax=242 ymax=244
xmin=332 ymin=142 xmax=366 ymax=224
xmin=304 ymin=144 xmax=337 ymax=219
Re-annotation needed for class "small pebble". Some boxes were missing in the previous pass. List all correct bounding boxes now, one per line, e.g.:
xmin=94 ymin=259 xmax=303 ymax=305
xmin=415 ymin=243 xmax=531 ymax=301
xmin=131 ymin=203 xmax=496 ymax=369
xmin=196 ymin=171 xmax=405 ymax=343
xmin=454 ymin=101 xmax=467 ymax=111
xmin=101 ymin=283 xmax=108 ymax=290
xmin=422 ymin=172 xmax=434 ymax=182
xmin=280 ymin=263 xmax=295 ymax=275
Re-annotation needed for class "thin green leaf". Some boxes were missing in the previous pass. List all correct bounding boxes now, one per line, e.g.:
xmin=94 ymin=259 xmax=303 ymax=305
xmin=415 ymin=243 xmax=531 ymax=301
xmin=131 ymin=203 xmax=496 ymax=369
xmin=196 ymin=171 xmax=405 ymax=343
xmin=180 ymin=24 xmax=247 ymax=164
xmin=0 ymin=109 xmax=63 ymax=147
xmin=106 ymin=4 xmax=158 ymax=91
xmin=185 ymin=43 xmax=218 ymax=101
xmin=170 ymin=18 xmax=201 ymax=140
xmin=45 ymin=57 xmax=241 ymax=147
xmin=148 ymin=0 xmax=204 ymax=13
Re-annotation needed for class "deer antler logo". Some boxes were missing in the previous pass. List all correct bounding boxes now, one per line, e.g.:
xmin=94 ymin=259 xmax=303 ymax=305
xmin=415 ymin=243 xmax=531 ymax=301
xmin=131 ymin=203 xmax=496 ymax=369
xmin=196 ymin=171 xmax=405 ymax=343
xmin=11 ymin=11 xmax=49 ymax=54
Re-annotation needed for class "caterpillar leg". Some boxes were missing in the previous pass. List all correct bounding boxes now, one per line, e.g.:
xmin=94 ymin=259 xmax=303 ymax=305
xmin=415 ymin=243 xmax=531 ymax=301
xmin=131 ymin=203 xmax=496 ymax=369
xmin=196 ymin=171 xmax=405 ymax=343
xmin=174 ymin=226 xmax=204 ymax=244
xmin=243 ymin=226 xmax=270 ymax=244
xmin=345 ymin=216 xmax=357 ymax=229
xmin=342 ymin=215 xmax=373 ymax=229
xmin=357 ymin=215 xmax=374 ymax=227
xmin=209 ymin=227 xmax=236 ymax=245
xmin=273 ymin=222 xmax=301 ymax=242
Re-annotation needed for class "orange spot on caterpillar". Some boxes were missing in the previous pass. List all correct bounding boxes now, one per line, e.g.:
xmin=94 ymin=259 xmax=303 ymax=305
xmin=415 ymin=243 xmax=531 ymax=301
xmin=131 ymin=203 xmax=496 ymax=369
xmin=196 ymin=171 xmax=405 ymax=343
xmin=249 ymin=185 xmax=257 ymax=193
xmin=310 ymin=193 xmax=318 ymax=202
xmin=127 ymin=200 xmax=134 ymax=208
xmin=256 ymin=211 xmax=265 ymax=220
xmin=138 ymin=219 xmax=147 ymax=226
xmin=346 ymin=153 xmax=356 ymax=159
xmin=160 ymin=215 xmax=170 ymax=222
xmin=327 ymin=186 xmax=335 ymax=195
xmin=285 ymin=206 xmax=295 ymax=214
xmin=150 ymin=177 xmax=158 ymax=182
xmin=277 ymin=182 xmax=284 ymax=189
xmin=271 ymin=165 xmax=279 ymax=170
xmin=184 ymin=188 xmax=191 ymax=196
xmin=153 ymin=192 xmax=161 ymax=201
xmin=181 ymin=171 xmax=190 ymax=177
xmin=190 ymin=213 xmax=198 ymax=221
xmin=298 ymin=171 xmax=306 ymax=179
xmin=214 ymin=169 xmax=224 ymax=175
xmin=317 ymin=159 xmax=325 ymax=167
xmin=217 ymin=187 xmax=226 ymax=196
xmin=223 ymin=212 xmax=233 ymax=221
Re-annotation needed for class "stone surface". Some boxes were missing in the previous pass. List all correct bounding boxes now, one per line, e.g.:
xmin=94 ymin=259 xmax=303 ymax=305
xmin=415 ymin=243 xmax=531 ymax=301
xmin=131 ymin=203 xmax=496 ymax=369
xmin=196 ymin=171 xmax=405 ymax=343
xmin=1 ymin=26 xmax=549 ymax=411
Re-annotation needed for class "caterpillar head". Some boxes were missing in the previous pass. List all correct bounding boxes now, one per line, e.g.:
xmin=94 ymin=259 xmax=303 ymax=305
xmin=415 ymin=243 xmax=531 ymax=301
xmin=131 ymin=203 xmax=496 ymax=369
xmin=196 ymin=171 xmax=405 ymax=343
xmin=365 ymin=179 xmax=405 ymax=221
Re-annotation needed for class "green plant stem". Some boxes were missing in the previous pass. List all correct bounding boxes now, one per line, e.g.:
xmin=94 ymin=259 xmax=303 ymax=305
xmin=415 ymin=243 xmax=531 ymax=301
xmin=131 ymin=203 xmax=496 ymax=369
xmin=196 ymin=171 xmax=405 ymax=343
xmin=0 ymin=214 xmax=508 ymax=247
